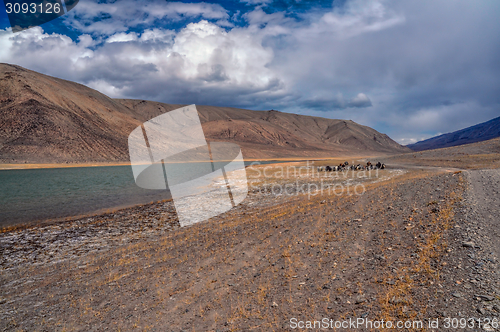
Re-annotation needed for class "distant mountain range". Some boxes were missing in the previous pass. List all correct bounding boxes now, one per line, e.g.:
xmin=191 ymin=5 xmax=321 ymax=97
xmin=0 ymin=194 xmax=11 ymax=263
xmin=408 ymin=116 xmax=500 ymax=151
xmin=0 ymin=64 xmax=410 ymax=163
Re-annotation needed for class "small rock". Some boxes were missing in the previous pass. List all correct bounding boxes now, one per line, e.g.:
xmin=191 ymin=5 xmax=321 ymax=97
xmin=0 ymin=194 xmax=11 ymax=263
xmin=389 ymin=296 xmax=408 ymax=305
xmin=462 ymin=241 xmax=475 ymax=248
xmin=493 ymin=305 xmax=500 ymax=312
xmin=355 ymin=295 xmax=366 ymax=304
xmin=476 ymin=295 xmax=495 ymax=301
xmin=271 ymin=302 xmax=278 ymax=308
xmin=452 ymin=292 xmax=463 ymax=298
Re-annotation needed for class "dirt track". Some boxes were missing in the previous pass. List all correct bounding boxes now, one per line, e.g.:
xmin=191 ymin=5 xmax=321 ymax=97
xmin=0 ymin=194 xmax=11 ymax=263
xmin=464 ymin=169 xmax=500 ymax=276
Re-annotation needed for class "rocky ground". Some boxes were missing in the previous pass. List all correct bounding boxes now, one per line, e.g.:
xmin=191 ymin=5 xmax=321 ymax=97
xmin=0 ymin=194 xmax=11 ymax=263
xmin=455 ymin=170 xmax=500 ymax=319
xmin=0 ymin=163 xmax=499 ymax=331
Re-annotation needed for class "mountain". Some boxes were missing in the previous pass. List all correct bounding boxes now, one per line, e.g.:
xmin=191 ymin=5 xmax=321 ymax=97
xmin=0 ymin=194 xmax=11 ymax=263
xmin=117 ymin=99 xmax=410 ymax=160
xmin=0 ymin=64 xmax=410 ymax=163
xmin=0 ymin=64 xmax=142 ymax=163
xmin=408 ymin=116 xmax=500 ymax=151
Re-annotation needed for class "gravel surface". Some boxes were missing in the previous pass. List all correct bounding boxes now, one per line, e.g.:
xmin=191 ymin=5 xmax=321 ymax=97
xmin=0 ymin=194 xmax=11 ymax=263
xmin=0 ymin=167 xmax=499 ymax=331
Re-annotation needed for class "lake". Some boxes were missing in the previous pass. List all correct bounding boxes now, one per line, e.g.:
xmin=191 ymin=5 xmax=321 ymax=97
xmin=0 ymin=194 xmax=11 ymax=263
xmin=0 ymin=160 xmax=285 ymax=227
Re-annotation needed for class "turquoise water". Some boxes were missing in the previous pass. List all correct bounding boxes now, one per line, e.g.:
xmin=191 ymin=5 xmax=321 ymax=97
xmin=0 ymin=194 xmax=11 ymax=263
xmin=0 ymin=160 xmax=284 ymax=227
xmin=0 ymin=165 xmax=172 ymax=227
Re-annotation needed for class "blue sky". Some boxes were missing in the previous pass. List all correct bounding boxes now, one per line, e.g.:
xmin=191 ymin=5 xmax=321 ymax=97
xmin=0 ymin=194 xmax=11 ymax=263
xmin=1 ymin=0 xmax=499 ymax=144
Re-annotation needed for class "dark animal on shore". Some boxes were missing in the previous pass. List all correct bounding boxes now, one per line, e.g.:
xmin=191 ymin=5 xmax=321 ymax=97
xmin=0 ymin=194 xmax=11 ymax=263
xmin=318 ymin=165 xmax=343 ymax=172
xmin=318 ymin=163 xmax=383 ymax=172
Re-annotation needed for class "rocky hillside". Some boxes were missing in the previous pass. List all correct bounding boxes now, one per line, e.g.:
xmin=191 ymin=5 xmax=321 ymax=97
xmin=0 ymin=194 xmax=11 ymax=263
xmin=0 ymin=64 xmax=410 ymax=163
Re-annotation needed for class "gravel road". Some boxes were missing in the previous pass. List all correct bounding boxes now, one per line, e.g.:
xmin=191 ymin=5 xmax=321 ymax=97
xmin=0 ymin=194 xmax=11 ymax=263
xmin=443 ymin=169 xmax=500 ymax=325
xmin=466 ymin=169 xmax=500 ymax=263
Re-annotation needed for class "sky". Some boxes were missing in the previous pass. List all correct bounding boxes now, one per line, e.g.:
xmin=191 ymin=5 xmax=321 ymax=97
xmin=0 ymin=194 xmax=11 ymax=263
xmin=0 ymin=0 xmax=499 ymax=144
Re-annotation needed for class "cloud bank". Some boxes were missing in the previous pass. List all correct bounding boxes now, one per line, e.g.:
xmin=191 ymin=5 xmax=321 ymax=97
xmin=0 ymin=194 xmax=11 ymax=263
xmin=0 ymin=0 xmax=499 ymax=144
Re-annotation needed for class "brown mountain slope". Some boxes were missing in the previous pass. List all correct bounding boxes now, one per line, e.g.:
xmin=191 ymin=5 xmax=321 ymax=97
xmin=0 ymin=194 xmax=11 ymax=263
xmin=0 ymin=63 xmax=410 ymax=163
xmin=117 ymin=99 xmax=411 ymax=159
xmin=0 ymin=64 xmax=142 ymax=163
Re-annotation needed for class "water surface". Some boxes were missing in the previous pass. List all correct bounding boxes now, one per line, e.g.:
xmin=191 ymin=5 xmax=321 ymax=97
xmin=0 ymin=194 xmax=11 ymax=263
xmin=0 ymin=160 xmax=286 ymax=227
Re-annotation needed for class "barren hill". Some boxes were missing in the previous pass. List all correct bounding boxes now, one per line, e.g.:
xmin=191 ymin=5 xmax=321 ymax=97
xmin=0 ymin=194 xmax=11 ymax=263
xmin=0 ymin=64 xmax=410 ymax=163
xmin=408 ymin=115 xmax=500 ymax=151
xmin=0 ymin=64 xmax=142 ymax=163
xmin=117 ymin=99 xmax=410 ymax=159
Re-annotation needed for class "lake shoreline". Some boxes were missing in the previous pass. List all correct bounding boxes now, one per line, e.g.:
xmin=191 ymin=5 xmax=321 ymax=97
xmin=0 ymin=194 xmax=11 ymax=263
xmin=0 ymin=197 xmax=174 ymax=233
xmin=0 ymin=160 xmax=302 ymax=230
xmin=0 ymin=156 xmax=374 ymax=170
xmin=0 ymin=159 xmax=378 ymax=230
xmin=0 ymin=162 xmax=132 ymax=170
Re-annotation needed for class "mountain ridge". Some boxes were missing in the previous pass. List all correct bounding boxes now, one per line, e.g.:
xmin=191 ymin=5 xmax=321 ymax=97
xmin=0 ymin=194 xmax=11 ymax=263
xmin=0 ymin=63 xmax=410 ymax=163
xmin=408 ymin=116 xmax=500 ymax=151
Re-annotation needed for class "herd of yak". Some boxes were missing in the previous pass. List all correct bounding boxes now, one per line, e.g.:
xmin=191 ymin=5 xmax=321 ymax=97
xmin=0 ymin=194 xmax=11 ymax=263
xmin=317 ymin=161 xmax=386 ymax=172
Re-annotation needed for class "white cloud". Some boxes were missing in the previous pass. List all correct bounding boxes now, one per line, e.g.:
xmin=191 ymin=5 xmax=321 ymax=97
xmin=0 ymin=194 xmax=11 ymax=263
xmin=0 ymin=18 xmax=283 ymax=104
xmin=308 ymin=0 xmax=405 ymax=39
xmin=64 ymin=0 xmax=230 ymax=35
xmin=348 ymin=93 xmax=372 ymax=108
xmin=240 ymin=0 xmax=272 ymax=5
xmin=139 ymin=29 xmax=175 ymax=43
xmin=106 ymin=32 xmax=139 ymax=43
xmin=0 ymin=29 xmax=13 ymax=60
